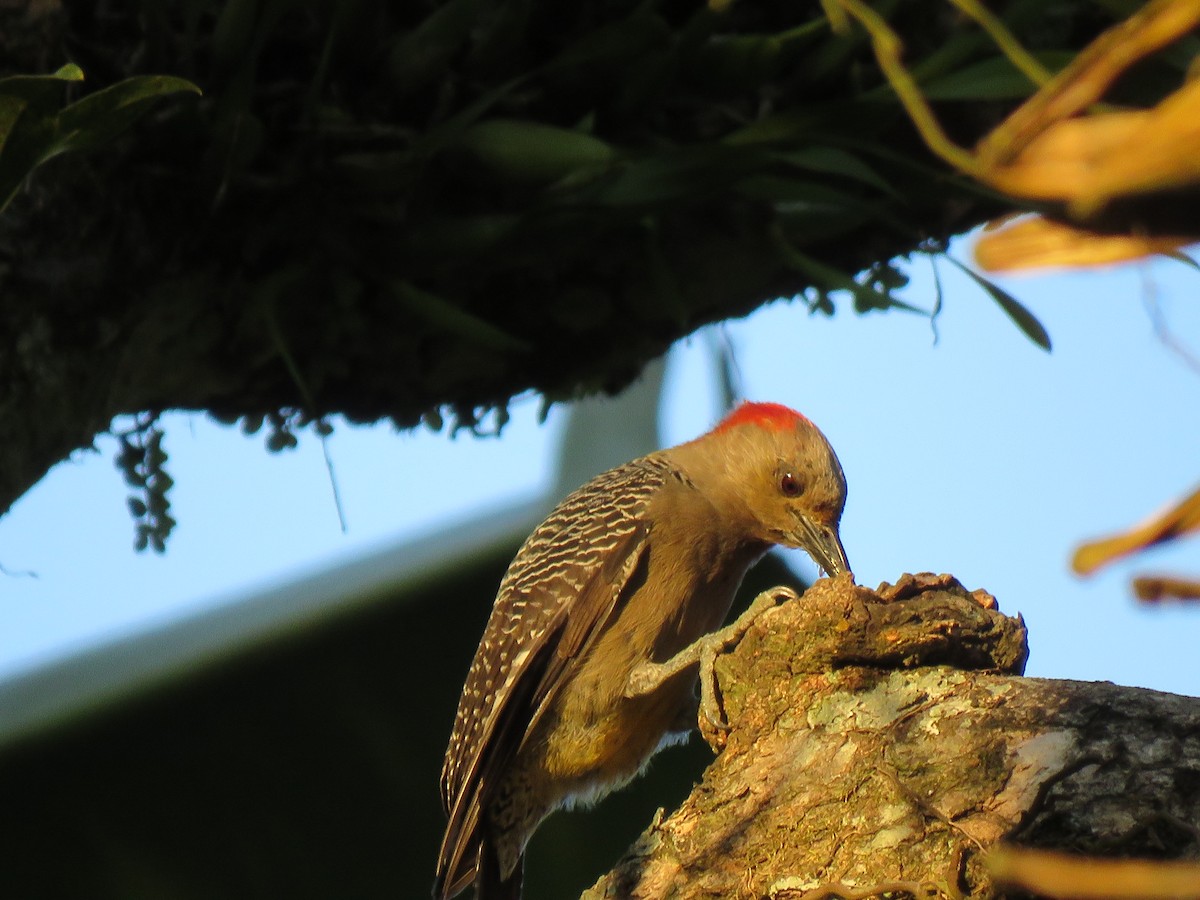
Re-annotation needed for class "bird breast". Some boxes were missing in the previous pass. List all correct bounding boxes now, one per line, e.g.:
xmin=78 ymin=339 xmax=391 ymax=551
xmin=533 ymin=507 xmax=762 ymax=789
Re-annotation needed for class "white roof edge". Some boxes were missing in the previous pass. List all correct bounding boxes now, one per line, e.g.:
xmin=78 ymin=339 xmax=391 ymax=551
xmin=0 ymin=497 xmax=544 ymax=745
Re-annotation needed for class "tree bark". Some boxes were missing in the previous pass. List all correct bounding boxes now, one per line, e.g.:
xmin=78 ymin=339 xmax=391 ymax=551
xmin=585 ymin=575 xmax=1200 ymax=899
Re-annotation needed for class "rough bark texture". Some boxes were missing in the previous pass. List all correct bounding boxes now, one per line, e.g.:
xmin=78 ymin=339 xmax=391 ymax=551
xmin=0 ymin=0 xmax=1136 ymax=518
xmin=585 ymin=574 xmax=1200 ymax=899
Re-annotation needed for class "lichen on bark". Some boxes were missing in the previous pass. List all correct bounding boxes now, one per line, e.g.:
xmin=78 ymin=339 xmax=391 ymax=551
xmin=585 ymin=575 xmax=1200 ymax=899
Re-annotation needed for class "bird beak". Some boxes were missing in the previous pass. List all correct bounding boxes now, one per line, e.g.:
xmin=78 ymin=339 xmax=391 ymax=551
xmin=793 ymin=514 xmax=851 ymax=579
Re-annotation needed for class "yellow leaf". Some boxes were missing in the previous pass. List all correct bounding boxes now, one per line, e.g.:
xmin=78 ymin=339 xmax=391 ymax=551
xmin=984 ymin=77 xmax=1200 ymax=217
xmin=1132 ymin=574 xmax=1200 ymax=604
xmin=988 ymin=846 xmax=1200 ymax=899
xmin=1073 ymin=484 xmax=1200 ymax=576
xmin=974 ymin=216 xmax=1196 ymax=272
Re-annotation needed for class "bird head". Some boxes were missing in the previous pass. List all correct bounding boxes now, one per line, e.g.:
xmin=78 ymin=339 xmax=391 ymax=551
xmin=709 ymin=401 xmax=851 ymax=579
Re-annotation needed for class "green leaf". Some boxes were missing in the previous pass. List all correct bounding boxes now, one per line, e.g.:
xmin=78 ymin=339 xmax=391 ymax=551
xmin=0 ymin=100 xmax=57 ymax=213
xmin=391 ymin=282 xmax=532 ymax=353
xmin=922 ymin=53 xmax=1074 ymax=101
xmin=585 ymin=145 xmax=750 ymax=207
xmin=904 ymin=31 xmax=990 ymax=84
xmin=454 ymin=119 xmax=617 ymax=185
xmin=772 ymin=231 xmax=923 ymax=315
xmin=771 ymin=146 xmax=898 ymax=197
xmin=0 ymin=95 xmax=27 ymax=157
xmin=387 ymin=0 xmax=486 ymax=93
xmin=945 ymin=255 xmax=1051 ymax=351
xmin=0 ymin=65 xmax=84 ymax=106
xmin=0 ymin=67 xmax=81 ymax=164
xmin=409 ymin=75 xmax=529 ymax=158
xmin=0 ymin=68 xmax=199 ymax=215
xmin=544 ymin=8 xmax=670 ymax=75
xmin=689 ymin=33 xmax=787 ymax=89
xmin=1151 ymin=33 xmax=1200 ymax=73
xmin=0 ymin=66 xmax=87 ymax=176
xmin=1164 ymin=251 xmax=1200 ymax=273
xmin=54 ymin=75 xmax=200 ymax=155
xmin=52 ymin=63 xmax=85 ymax=82
xmin=212 ymin=0 xmax=261 ymax=73
xmin=722 ymin=111 xmax=818 ymax=146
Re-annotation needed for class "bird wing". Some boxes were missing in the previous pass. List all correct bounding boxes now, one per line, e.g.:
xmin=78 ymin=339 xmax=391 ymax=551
xmin=519 ymin=516 xmax=649 ymax=748
xmin=436 ymin=455 xmax=674 ymax=895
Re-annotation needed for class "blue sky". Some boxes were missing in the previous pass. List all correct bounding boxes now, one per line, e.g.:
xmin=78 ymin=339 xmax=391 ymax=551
xmin=1 ymin=242 xmax=1198 ymax=695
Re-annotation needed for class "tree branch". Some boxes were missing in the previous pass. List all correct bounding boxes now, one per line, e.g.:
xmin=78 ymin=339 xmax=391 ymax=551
xmin=585 ymin=576 xmax=1200 ymax=899
xmin=1 ymin=1 xmax=1128 ymax=517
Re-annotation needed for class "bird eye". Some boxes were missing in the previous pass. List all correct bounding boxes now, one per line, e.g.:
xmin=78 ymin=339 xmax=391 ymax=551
xmin=779 ymin=472 xmax=803 ymax=497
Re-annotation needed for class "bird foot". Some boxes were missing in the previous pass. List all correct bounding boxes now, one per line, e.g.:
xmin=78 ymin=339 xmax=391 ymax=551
xmin=697 ymin=586 xmax=798 ymax=731
xmin=625 ymin=586 xmax=800 ymax=732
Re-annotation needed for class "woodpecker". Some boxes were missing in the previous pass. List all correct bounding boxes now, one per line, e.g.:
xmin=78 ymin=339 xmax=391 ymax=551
xmin=435 ymin=401 xmax=850 ymax=900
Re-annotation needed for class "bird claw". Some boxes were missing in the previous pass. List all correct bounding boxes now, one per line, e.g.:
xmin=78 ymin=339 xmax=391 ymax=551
xmin=625 ymin=586 xmax=799 ymax=733
xmin=696 ymin=586 xmax=798 ymax=732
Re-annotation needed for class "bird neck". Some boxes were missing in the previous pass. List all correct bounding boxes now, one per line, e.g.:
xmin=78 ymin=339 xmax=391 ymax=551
xmin=659 ymin=438 xmax=767 ymax=552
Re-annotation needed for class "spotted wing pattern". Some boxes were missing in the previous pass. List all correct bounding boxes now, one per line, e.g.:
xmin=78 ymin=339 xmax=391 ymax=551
xmin=436 ymin=454 xmax=680 ymax=894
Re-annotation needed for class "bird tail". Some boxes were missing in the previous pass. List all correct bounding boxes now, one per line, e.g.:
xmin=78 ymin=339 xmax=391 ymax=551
xmin=476 ymin=837 xmax=523 ymax=900
xmin=433 ymin=833 xmax=523 ymax=900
